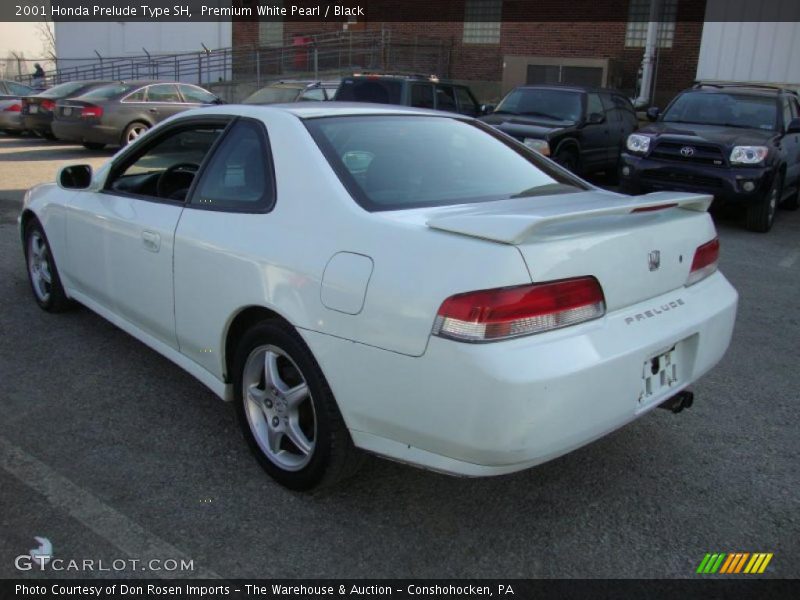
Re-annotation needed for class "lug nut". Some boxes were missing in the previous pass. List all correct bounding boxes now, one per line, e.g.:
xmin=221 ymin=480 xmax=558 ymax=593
xmin=265 ymin=399 xmax=273 ymax=408
xmin=272 ymin=416 xmax=279 ymax=427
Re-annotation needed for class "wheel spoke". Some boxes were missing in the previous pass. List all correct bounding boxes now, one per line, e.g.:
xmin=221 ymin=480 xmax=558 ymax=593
xmin=39 ymin=263 xmax=52 ymax=284
xmin=263 ymin=350 xmax=286 ymax=392
xmin=285 ymin=416 xmax=313 ymax=455
xmin=247 ymin=384 xmax=269 ymax=412
xmin=266 ymin=425 xmax=283 ymax=454
xmin=284 ymin=382 xmax=309 ymax=409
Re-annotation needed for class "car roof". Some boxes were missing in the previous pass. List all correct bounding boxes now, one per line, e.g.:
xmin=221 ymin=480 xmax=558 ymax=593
xmin=514 ymin=84 xmax=623 ymax=95
xmin=686 ymin=83 xmax=796 ymax=97
xmin=258 ymin=80 xmax=339 ymax=89
xmin=344 ymin=73 xmax=465 ymax=86
xmin=190 ymin=102 xmax=450 ymax=120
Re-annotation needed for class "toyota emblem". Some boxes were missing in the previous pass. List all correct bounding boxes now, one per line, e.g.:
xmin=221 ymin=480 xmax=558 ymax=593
xmin=680 ymin=146 xmax=695 ymax=157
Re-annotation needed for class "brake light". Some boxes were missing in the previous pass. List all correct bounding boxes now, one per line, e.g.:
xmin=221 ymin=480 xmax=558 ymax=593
xmin=686 ymin=237 xmax=719 ymax=286
xmin=40 ymin=99 xmax=55 ymax=112
xmin=432 ymin=277 xmax=606 ymax=342
xmin=4 ymin=103 xmax=21 ymax=112
xmin=80 ymin=105 xmax=103 ymax=118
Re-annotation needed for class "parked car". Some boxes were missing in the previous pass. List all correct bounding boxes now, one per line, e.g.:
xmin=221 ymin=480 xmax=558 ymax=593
xmin=620 ymin=83 xmax=800 ymax=232
xmin=22 ymin=80 xmax=113 ymax=139
xmin=20 ymin=104 xmax=737 ymax=490
xmin=51 ymin=80 xmax=223 ymax=150
xmin=0 ymin=98 xmax=25 ymax=135
xmin=0 ymin=79 xmax=34 ymax=101
xmin=242 ymin=80 xmax=339 ymax=104
xmin=334 ymin=73 xmax=483 ymax=116
xmin=480 ymin=85 xmax=639 ymax=176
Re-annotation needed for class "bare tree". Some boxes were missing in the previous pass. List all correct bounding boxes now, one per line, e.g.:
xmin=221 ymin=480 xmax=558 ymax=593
xmin=36 ymin=20 xmax=56 ymax=57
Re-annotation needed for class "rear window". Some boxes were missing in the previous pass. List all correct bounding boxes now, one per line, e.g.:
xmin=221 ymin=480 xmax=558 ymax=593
xmin=334 ymin=78 xmax=403 ymax=105
xmin=243 ymin=86 xmax=302 ymax=104
xmin=306 ymin=115 xmax=585 ymax=212
xmin=38 ymin=81 xmax=89 ymax=98
xmin=81 ymin=84 xmax=135 ymax=100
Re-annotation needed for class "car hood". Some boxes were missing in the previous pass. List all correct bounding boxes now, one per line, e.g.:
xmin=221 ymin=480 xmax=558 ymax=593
xmin=640 ymin=122 xmax=778 ymax=147
xmin=479 ymin=113 xmax=575 ymax=139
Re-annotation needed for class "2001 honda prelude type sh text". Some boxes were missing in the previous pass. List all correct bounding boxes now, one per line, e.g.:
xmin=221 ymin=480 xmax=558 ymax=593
xmin=20 ymin=103 xmax=738 ymax=490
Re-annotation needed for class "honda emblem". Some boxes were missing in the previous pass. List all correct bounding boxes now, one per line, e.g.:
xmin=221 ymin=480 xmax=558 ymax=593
xmin=649 ymin=250 xmax=661 ymax=271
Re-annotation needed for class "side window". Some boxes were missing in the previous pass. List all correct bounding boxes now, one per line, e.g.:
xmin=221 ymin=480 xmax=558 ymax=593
xmin=179 ymin=84 xmax=217 ymax=104
xmin=191 ymin=120 xmax=274 ymax=212
xmin=106 ymin=124 xmax=226 ymax=201
xmin=586 ymin=93 xmax=604 ymax=120
xmin=790 ymin=97 xmax=800 ymax=121
xmin=455 ymin=87 xmax=479 ymax=116
xmin=782 ymin=99 xmax=794 ymax=130
xmin=124 ymin=88 xmax=146 ymax=102
xmin=600 ymin=93 xmax=620 ymax=121
xmin=146 ymin=84 xmax=181 ymax=103
xmin=0 ymin=82 xmax=7 ymax=94
xmin=435 ymin=86 xmax=457 ymax=112
xmin=410 ymin=84 xmax=434 ymax=109
xmin=300 ymin=88 xmax=326 ymax=101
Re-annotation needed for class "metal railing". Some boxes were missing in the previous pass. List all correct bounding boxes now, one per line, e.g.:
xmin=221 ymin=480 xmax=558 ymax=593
xmin=13 ymin=30 xmax=451 ymax=92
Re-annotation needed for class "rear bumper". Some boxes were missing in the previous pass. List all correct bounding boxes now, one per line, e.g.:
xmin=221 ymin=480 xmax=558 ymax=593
xmin=302 ymin=271 xmax=738 ymax=476
xmin=0 ymin=111 xmax=24 ymax=131
xmin=22 ymin=112 xmax=53 ymax=133
xmin=620 ymin=153 xmax=774 ymax=205
xmin=51 ymin=119 xmax=119 ymax=145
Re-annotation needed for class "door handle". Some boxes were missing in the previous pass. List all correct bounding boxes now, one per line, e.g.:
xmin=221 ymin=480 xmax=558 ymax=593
xmin=142 ymin=230 xmax=161 ymax=252
xmin=148 ymin=108 xmax=158 ymax=114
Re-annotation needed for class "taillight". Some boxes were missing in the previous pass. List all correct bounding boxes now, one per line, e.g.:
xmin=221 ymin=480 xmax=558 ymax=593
xmin=40 ymin=99 xmax=55 ymax=112
xmin=4 ymin=103 xmax=21 ymax=112
xmin=432 ymin=277 xmax=606 ymax=342
xmin=80 ymin=105 xmax=103 ymax=118
xmin=686 ymin=237 xmax=719 ymax=286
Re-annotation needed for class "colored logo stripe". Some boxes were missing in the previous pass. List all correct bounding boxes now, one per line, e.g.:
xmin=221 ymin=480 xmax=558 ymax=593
xmin=698 ymin=553 xmax=773 ymax=574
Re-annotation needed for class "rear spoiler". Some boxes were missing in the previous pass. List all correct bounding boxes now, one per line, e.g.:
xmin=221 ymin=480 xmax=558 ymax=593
xmin=426 ymin=191 xmax=713 ymax=245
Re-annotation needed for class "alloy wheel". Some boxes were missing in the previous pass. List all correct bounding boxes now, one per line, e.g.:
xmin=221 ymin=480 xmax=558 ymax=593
xmin=27 ymin=230 xmax=52 ymax=303
xmin=242 ymin=344 xmax=317 ymax=471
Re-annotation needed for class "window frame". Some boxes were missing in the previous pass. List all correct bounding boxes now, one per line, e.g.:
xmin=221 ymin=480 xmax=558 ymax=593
xmin=625 ymin=0 xmax=678 ymax=49
xmin=102 ymin=115 xmax=235 ymax=206
xmin=462 ymin=0 xmax=502 ymax=45
xmin=186 ymin=117 xmax=277 ymax=214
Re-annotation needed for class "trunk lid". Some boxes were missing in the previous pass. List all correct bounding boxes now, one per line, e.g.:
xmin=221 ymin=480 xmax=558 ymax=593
xmin=426 ymin=190 xmax=716 ymax=312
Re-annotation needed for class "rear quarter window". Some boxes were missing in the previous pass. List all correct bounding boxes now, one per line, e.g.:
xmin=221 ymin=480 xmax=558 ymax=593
xmin=335 ymin=79 xmax=403 ymax=104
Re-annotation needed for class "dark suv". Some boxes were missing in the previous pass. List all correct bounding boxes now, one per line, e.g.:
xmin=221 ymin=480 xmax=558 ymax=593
xmin=479 ymin=85 xmax=638 ymax=176
xmin=620 ymin=83 xmax=800 ymax=232
xmin=334 ymin=73 xmax=483 ymax=117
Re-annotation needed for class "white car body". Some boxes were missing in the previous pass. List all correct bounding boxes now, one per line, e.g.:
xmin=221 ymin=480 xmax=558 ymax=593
xmin=20 ymin=104 xmax=738 ymax=477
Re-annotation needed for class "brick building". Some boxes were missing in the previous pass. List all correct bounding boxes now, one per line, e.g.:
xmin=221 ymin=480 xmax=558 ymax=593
xmin=232 ymin=0 xmax=706 ymax=105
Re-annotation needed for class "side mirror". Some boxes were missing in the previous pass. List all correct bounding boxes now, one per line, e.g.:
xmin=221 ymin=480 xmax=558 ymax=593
xmin=587 ymin=112 xmax=605 ymax=124
xmin=787 ymin=117 xmax=800 ymax=134
xmin=480 ymin=104 xmax=495 ymax=116
xmin=646 ymin=106 xmax=660 ymax=121
xmin=58 ymin=164 xmax=92 ymax=190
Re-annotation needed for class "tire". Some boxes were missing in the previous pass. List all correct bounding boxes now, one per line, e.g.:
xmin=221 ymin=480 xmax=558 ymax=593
xmin=233 ymin=320 xmax=363 ymax=490
xmin=553 ymin=146 xmax=580 ymax=175
xmin=82 ymin=142 xmax=105 ymax=150
xmin=122 ymin=122 xmax=149 ymax=146
xmin=23 ymin=220 xmax=72 ymax=312
xmin=3 ymin=129 xmax=23 ymax=136
xmin=746 ymin=174 xmax=782 ymax=233
xmin=43 ymin=131 xmax=57 ymax=141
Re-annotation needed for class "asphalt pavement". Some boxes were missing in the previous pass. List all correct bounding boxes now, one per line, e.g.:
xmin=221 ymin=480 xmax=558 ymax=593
xmin=0 ymin=135 xmax=798 ymax=579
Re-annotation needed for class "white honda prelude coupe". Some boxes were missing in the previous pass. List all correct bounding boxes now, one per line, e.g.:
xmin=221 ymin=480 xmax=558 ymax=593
xmin=20 ymin=104 xmax=738 ymax=490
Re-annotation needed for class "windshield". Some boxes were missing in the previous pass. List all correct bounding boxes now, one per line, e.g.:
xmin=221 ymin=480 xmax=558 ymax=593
xmin=495 ymin=88 xmax=583 ymax=122
xmin=81 ymin=84 xmax=136 ymax=100
xmin=306 ymin=115 xmax=585 ymax=212
xmin=662 ymin=92 xmax=778 ymax=130
xmin=334 ymin=78 xmax=403 ymax=104
xmin=243 ymin=86 xmax=302 ymax=104
xmin=39 ymin=81 xmax=91 ymax=98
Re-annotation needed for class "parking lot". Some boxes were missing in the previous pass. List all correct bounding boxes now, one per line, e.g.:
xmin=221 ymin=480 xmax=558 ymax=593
xmin=0 ymin=134 xmax=798 ymax=579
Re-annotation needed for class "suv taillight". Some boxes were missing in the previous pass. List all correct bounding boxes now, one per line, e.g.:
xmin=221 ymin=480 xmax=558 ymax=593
xmin=80 ymin=105 xmax=103 ymax=118
xmin=686 ymin=238 xmax=719 ymax=286
xmin=40 ymin=99 xmax=55 ymax=112
xmin=432 ymin=277 xmax=606 ymax=342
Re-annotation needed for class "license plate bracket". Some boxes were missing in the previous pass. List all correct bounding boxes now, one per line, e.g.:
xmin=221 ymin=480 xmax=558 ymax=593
xmin=638 ymin=344 xmax=681 ymax=408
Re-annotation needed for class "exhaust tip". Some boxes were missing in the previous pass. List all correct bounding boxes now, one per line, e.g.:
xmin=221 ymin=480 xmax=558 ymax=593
xmin=658 ymin=390 xmax=694 ymax=414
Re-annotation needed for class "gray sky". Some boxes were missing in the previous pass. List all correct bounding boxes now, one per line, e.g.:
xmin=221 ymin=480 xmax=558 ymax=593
xmin=0 ymin=22 xmax=53 ymax=59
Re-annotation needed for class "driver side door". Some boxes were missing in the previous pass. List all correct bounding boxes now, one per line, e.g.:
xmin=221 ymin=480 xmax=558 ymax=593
xmin=65 ymin=118 xmax=228 ymax=349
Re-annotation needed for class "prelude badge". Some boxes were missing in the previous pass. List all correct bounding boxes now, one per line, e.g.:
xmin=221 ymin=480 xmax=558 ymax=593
xmin=648 ymin=250 xmax=661 ymax=271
